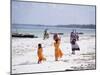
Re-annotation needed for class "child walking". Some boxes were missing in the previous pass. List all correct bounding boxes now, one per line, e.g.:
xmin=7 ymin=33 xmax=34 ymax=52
xmin=37 ymin=43 xmax=46 ymax=64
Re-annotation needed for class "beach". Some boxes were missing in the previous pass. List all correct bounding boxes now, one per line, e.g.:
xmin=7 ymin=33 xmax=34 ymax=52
xmin=11 ymin=1 xmax=96 ymax=74
xmin=12 ymin=33 xmax=96 ymax=74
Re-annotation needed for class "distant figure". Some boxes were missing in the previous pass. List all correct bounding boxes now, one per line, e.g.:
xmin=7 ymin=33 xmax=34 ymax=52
xmin=70 ymin=31 xmax=80 ymax=55
xmin=37 ymin=43 xmax=46 ymax=64
xmin=43 ymin=29 xmax=49 ymax=40
xmin=54 ymin=39 xmax=63 ymax=61
xmin=53 ymin=33 xmax=61 ymax=41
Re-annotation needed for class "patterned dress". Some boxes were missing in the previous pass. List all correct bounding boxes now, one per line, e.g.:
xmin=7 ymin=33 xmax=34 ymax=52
xmin=70 ymin=32 xmax=80 ymax=51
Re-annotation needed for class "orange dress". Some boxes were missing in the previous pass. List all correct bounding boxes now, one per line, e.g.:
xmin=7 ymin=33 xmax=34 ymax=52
xmin=54 ymin=41 xmax=63 ymax=60
xmin=38 ymin=48 xmax=45 ymax=62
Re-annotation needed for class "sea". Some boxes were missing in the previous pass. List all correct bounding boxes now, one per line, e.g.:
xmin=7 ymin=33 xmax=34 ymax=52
xmin=11 ymin=24 xmax=96 ymax=38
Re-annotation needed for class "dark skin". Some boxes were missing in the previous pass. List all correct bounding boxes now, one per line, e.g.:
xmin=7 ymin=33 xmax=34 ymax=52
xmin=38 ymin=43 xmax=42 ymax=49
xmin=37 ymin=44 xmax=46 ymax=64
xmin=38 ymin=44 xmax=42 ymax=64
xmin=55 ymin=40 xmax=58 ymax=61
xmin=54 ymin=39 xmax=60 ymax=61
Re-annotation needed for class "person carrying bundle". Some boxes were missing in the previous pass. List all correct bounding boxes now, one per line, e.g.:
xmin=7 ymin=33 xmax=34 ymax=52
xmin=70 ymin=31 xmax=80 ymax=55
xmin=53 ymin=33 xmax=63 ymax=61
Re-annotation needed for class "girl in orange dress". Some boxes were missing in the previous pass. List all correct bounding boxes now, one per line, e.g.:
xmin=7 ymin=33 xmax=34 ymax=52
xmin=37 ymin=43 xmax=46 ymax=64
xmin=54 ymin=39 xmax=63 ymax=61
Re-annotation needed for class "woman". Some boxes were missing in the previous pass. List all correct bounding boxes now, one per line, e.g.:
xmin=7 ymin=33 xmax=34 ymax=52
xmin=70 ymin=31 xmax=80 ymax=55
xmin=54 ymin=39 xmax=63 ymax=61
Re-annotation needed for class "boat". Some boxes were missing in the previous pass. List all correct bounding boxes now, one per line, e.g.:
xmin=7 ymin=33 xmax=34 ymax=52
xmin=12 ymin=33 xmax=38 ymax=38
xmin=78 ymin=32 xmax=84 ymax=34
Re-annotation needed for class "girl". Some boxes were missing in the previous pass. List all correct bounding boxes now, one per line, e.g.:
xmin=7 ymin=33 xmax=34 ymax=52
xmin=54 ymin=39 xmax=63 ymax=61
xmin=37 ymin=43 xmax=46 ymax=64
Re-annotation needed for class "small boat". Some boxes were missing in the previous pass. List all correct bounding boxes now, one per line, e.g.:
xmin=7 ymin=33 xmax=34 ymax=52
xmin=78 ymin=32 xmax=84 ymax=34
xmin=12 ymin=33 xmax=38 ymax=38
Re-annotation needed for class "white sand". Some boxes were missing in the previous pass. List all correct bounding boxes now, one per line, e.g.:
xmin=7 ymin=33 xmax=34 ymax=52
xmin=12 ymin=35 xmax=96 ymax=74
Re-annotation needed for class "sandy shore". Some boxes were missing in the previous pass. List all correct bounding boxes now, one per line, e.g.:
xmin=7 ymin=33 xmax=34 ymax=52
xmin=12 ymin=35 xmax=96 ymax=74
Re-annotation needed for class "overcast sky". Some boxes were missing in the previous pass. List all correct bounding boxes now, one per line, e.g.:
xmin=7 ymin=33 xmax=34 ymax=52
xmin=12 ymin=1 xmax=96 ymax=25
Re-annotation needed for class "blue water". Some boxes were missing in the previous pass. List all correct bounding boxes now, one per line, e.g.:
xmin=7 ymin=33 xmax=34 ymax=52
xmin=12 ymin=24 xmax=95 ymax=38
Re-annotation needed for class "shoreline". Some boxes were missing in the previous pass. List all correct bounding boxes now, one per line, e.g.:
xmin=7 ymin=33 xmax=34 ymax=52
xmin=12 ymin=35 xmax=95 ymax=74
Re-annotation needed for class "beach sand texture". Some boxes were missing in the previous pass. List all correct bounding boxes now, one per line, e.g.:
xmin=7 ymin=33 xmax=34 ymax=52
xmin=11 ymin=35 xmax=95 ymax=74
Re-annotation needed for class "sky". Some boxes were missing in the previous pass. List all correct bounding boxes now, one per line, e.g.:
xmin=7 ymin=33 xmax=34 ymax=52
xmin=12 ymin=0 xmax=96 ymax=25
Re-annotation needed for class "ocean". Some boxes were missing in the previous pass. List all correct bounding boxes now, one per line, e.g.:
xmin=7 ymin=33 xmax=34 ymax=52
xmin=11 ymin=24 xmax=96 ymax=38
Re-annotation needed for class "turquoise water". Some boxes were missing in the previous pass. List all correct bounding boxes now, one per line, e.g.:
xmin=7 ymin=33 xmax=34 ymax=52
xmin=12 ymin=24 xmax=95 ymax=38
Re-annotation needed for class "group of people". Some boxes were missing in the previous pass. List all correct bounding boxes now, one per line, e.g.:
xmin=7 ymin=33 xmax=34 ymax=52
xmin=37 ymin=30 xmax=80 ymax=64
xmin=37 ymin=33 xmax=63 ymax=64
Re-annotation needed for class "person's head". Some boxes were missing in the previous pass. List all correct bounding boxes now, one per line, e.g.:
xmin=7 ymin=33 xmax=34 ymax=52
xmin=71 ymin=32 xmax=74 ymax=35
xmin=54 ymin=33 xmax=57 ymax=36
xmin=71 ymin=32 xmax=73 ymax=34
xmin=53 ymin=33 xmax=57 ymax=40
xmin=38 ymin=43 xmax=42 ymax=48
xmin=55 ymin=38 xmax=60 ymax=43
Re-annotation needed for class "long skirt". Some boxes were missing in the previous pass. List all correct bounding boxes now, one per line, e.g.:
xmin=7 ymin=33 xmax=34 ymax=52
xmin=71 ymin=42 xmax=80 ymax=51
xmin=55 ymin=48 xmax=63 ymax=58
